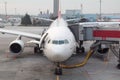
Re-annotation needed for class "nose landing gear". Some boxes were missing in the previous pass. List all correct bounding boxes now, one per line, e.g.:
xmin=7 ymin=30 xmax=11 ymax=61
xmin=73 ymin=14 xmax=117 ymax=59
xmin=54 ymin=63 xmax=62 ymax=75
xmin=76 ymin=41 xmax=85 ymax=53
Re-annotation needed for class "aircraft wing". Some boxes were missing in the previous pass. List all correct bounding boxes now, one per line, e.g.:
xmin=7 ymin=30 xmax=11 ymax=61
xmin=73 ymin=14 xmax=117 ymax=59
xmin=0 ymin=29 xmax=41 ymax=39
xmin=66 ymin=18 xmax=80 ymax=22
xmin=38 ymin=18 xmax=54 ymax=22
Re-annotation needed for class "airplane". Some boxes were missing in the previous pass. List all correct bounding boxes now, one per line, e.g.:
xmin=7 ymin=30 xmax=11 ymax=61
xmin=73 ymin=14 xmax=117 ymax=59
xmin=1 ymin=18 xmax=120 ymax=75
xmin=0 ymin=12 xmax=77 ymax=75
xmin=0 ymin=1 xmax=120 ymax=76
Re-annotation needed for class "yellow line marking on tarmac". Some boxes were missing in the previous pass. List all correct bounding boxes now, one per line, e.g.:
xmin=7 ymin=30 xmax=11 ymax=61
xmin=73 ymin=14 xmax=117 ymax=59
xmin=56 ymin=75 xmax=60 ymax=80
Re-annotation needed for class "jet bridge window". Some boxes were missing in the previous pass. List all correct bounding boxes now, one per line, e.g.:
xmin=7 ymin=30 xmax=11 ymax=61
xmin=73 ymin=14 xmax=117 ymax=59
xmin=52 ymin=40 xmax=69 ymax=45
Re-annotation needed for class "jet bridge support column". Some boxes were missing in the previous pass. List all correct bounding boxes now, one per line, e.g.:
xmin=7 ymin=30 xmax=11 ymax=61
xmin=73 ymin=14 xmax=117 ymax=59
xmin=117 ymin=41 xmax=120 ymax=69
xmin=117 ymin=45 xmax=120 ymax=69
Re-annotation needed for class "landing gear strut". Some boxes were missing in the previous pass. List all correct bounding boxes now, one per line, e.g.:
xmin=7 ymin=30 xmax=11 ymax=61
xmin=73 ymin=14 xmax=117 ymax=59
xmin=34 ymin=45 xmax=43 ymax=54
xmin=54 ymin=63 xmax=62 ymax=75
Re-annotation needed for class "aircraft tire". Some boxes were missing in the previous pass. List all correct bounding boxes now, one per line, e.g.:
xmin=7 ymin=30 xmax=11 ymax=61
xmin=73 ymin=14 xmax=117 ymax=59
xmin=54 ymin=68 xmax=62 ymax=75
xmin=117 ymin=64 xmax=120 ymax=69
xmin=34 ymin=47 xmax=40 ymax=53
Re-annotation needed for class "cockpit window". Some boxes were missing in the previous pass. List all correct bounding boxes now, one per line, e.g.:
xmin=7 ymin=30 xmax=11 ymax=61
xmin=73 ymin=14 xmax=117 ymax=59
xmin=64 ymin=39 xmax=69 ymax=44
xmin=59 ymin=40 xmax=64 ymax=44
xmin=52 ymin=40 xmax=69 ymax=45
xmin=52 ymin=40 xmax=59 ymax=44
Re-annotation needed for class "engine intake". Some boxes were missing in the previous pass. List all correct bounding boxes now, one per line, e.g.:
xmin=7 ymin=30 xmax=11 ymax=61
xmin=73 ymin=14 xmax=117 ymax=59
xmin=9 ymin=40 xmax=24 ymax=54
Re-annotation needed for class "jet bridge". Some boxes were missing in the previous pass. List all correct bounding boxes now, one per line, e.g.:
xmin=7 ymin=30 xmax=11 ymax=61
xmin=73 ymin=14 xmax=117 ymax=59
xmin=69 ymin=23 xmax=120 ymax=69
xmin=69 ymin=24 xmax=99 ymax=41
xmin=69 ymin=23 xmax=120 ymax=42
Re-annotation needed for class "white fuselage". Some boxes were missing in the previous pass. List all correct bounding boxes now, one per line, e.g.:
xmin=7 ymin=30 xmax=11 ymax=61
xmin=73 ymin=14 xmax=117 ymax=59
xmin=43 ymin=18 xmax=76 ymax=62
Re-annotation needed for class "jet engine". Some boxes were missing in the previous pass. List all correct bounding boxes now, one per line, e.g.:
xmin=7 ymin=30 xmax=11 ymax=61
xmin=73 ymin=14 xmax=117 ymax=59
xmin=96 ymin=44 xmax=109 ymax=55
xmin=9 ymin=40 xmax=24 ymax=55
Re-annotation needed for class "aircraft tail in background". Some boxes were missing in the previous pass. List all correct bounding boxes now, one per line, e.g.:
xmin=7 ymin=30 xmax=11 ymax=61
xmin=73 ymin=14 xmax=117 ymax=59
xmin=58 ymin=0 xmax=61 ymax=18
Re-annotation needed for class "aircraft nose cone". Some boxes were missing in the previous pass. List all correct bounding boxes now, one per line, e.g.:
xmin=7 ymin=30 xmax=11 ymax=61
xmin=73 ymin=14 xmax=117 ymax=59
xmin=52 ymin=47 xmax=66 ymax=62
xmin=45 ymin=46 xmax=72 ymax=62
xmin=44 ymin=45 xmax=73 ymax=62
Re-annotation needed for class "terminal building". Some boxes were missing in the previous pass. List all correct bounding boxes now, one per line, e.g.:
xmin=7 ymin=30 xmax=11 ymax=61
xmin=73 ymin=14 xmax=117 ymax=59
xmin=65 ymin=10 xmax=81 ymax=19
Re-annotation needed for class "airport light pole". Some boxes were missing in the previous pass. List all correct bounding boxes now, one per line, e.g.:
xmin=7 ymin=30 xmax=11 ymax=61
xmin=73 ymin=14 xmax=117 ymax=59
xmin=80 ymin=4 xmax=83 ymax=19
xmin=15 ymin=8 xmax=17 ymax=15
xmin=5 ymin=2 xmax=7 ymax=16
xmin=81 ymin=4 xmax=83 ymax=14
xmin=5 ymin=1 xmax=8 ymax=20
xmin=99 ymin=0 xmax=102 ymax=21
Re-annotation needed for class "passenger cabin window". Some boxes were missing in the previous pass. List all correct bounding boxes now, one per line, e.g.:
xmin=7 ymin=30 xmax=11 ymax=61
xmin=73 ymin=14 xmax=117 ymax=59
xmin=52 ymin=40 xmax=58 ymax=44
xmin=52 ymin=40 xmax=69 ymax=45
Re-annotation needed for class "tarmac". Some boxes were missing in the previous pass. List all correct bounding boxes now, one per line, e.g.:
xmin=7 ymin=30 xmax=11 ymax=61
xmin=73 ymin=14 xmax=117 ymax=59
xmin=0 ymin=26 xmax=120 ymax=80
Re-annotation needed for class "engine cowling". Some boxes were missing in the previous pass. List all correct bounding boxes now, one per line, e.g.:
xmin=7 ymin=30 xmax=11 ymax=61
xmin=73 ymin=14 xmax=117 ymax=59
xmin=97 ymin=44 xmax=109 ymax=55
xmin=9 ymin=40 xmax=24 ymax=55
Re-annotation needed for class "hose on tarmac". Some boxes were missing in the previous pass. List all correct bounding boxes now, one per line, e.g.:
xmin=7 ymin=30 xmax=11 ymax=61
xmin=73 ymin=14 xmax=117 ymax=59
xmin=60 ymin=49 xmax=94 ymax=69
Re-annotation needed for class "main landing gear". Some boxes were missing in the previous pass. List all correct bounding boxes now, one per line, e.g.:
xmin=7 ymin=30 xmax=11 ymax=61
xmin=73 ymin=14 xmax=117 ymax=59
xmin=76 ymin=41 xmax=85 ymax=53
xmin=54 ymin=63 xmax=62 ymax=75
xmin=34 ymin=46 xmax=43 ymax=54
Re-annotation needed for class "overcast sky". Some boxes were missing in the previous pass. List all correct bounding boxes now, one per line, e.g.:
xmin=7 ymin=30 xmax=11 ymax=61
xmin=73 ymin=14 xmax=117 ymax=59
xmin=0 ymin=0 xmax=120 ymax=15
